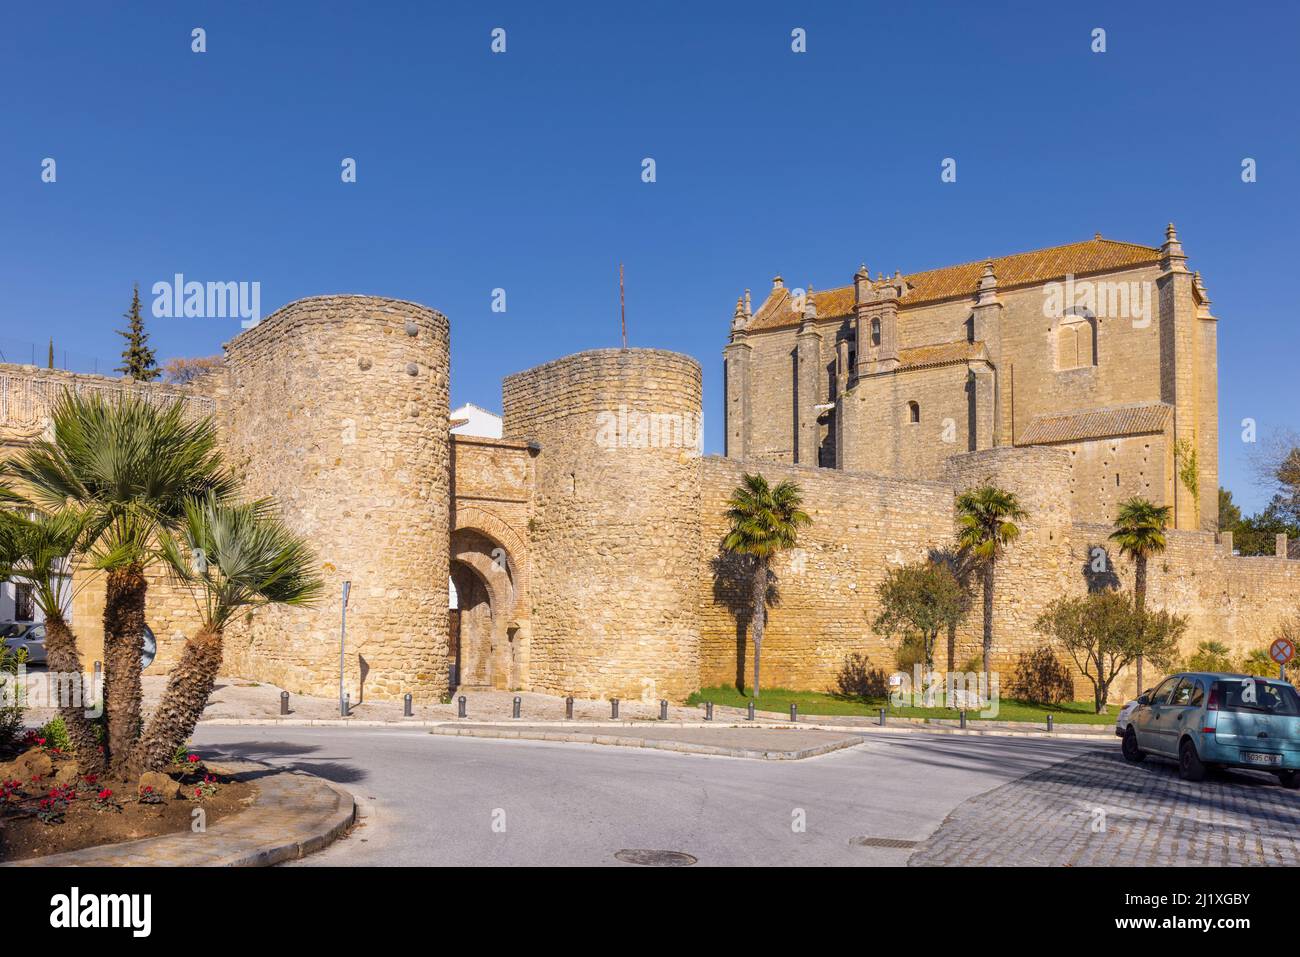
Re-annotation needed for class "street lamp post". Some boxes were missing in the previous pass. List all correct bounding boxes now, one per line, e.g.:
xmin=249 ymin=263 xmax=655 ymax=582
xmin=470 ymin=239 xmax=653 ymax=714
xmin=339 ymin=580 xmax=351 ymax=716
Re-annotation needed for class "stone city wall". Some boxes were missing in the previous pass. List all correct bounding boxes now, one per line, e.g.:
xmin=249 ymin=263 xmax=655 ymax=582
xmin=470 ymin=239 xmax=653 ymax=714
xmin=503 ymin=348 xmax=703 ymax=702
xmin=217 ymin=295 xmax=452 ymax=704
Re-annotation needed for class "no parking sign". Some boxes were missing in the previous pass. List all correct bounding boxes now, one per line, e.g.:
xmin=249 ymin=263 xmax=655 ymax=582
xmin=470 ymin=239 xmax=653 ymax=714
xmin=1270 ymin=637 xmax=1295 ymax=677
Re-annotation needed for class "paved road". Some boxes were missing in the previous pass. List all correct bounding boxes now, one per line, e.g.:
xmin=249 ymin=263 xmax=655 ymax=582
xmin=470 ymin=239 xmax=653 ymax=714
xmin=191 ymin=726 xmax=1101 ymax=865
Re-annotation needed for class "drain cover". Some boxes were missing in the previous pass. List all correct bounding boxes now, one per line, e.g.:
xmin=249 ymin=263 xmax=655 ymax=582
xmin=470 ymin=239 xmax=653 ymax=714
xmin=850 ymin=836 xmax=918 ymax=849
xmin=614 ymin=849 xmax=698 ymax=867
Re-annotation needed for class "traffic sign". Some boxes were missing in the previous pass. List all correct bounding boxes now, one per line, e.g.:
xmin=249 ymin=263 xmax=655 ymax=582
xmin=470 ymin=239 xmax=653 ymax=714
xmin=1270 ymin=637 xmax=1295 ymax=666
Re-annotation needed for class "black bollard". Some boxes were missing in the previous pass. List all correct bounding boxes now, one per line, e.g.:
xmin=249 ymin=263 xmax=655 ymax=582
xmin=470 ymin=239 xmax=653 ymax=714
xmin=280 ymin=691 xmax=290 ymax=716
xmin=513 ymin=696 xmax=521 ymax=719
xmin=790 ymin=703 xmax=798 ymax=722
xmin=659 ymin=699 xmax=668 ymax=721
xmin=566 ymin=696 xmax=574 ymax=719
xmin=342 ymin=692 xmax=350 ymax=717
xmin=1047 ymin=714 xmax=1054 ymax=733
xmin=403 ymin=693 xmax=413 ymax=717
xmin=457 ymin=695 xmax=466 ymax=718
xmin=959 ymin=710 xmax=966 ymax=730
xmin=705 ymin=701 xmax=713 ymax=721
xmin=611 ymin=698 xmax=619 ymax=719
xmin=747 ymin=701 xmax=755 ymax=721
xmin=878 ymin=707 xmax=886 ymax=727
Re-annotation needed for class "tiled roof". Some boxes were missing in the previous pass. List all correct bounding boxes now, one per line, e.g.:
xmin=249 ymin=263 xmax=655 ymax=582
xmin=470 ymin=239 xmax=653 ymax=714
xmin=1018 ymin=402 xmax=1172 ymax=446
xmin=747 ymin=236 xmax=1161 ymax=332
xmin=896 ymin=341 xmax=989 ymax=371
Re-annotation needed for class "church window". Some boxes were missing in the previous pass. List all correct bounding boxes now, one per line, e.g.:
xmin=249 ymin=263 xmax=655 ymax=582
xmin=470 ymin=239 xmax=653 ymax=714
xmin=870 ymin=317 xmax=881 ymax=347
xmin=908 ymin=401 xmax=920 ymax=424
xmin=1056 ymin=310 xmax=1097 ymax=370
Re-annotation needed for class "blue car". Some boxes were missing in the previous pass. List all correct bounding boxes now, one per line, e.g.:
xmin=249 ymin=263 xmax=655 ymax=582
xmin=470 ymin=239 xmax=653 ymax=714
xmin=1117 ymin=671 xmax=1300 ymax=787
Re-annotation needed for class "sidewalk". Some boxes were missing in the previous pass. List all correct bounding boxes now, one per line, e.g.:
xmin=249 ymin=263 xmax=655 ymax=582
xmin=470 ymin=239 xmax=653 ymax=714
xmin=23 ymin=673 xmax=1116 ymax=747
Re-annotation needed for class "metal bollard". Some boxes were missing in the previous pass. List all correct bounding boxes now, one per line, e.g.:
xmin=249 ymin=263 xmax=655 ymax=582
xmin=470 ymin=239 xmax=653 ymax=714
xmin=747 ymin=701 xmax=755 ymax=721
xmin=659 ymin=699 xmax=668 ymax=721
xmin=457 ymin=695 xmax=466 ymax=718
xmin=705 ymin=701 xmax=713 ymax=721
xmin=342 ymin=692 xmax=350 ymax=717
xmin=959 ymin=710 xmax=966 ymax=730
xmin=280 ymin=691 xmax=290 ymax=716
xmin=566 ymin=696 xmax=574 ymax=720
xmin=790 ymin=703 xmax=798 ymax=722
xmin=878 ymin=707 xmax=886 ymax=727
xmin=403 ymin=693 xmax=413 ymax=717
xmin=1047 ymin=714 xmax=1054 ymax=733
xmin=611 ymin=698 xmax=619 ymax=719
xmin=513 ymin=696 xmax=521 ymax=719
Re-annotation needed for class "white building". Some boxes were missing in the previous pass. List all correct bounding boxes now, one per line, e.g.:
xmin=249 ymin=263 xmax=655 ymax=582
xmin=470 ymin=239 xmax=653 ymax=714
xmin=449 ymin=402 xmax=503 ymax=440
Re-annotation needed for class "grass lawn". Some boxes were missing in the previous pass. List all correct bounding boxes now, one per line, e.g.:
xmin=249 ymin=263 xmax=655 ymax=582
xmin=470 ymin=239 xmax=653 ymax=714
xmin=687 ymin=685 xmax=1121 ymax=725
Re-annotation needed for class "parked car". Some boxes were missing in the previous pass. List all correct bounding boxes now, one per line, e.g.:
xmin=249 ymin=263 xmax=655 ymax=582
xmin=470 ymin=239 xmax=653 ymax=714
xmin=1115 ymin=690 xmax=1150 ymax=737
xmin=0 ymin=620 xmax=155 ymax=669
xmin=1116 ymin=671 xmax=1300 ymax=786
xmin=1 ymin=621 xmax=46 ymax=665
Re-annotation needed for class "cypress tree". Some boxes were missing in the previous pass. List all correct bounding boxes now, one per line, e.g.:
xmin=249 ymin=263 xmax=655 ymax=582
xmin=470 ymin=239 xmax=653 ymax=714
xmin=47 ymin=338 xmax=54 ymax=369
xmin=115 ymin=283 xmax=160 ymax=381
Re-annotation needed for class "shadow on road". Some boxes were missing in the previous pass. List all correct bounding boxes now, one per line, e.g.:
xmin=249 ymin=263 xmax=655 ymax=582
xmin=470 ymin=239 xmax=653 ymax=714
xmin=197 ymin=739 xmax=369 ymax=785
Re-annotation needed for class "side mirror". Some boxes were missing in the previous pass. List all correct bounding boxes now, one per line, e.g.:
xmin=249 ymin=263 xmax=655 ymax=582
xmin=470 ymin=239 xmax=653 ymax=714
xmin=1136 ymin=694 xmax=1151 ymax=706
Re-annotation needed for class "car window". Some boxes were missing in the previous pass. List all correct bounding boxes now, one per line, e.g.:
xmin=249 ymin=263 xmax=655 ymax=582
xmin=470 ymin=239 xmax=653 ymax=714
xmin=1186 ymin=679 xmax=1204 ymax=707
xmin=1214 ymin=679 xmax=1300 ymax=716
xmin=1169 ymin=678 xmax=1197 ymax=707
xmin=1152 ymin=678 xmax=1180 ymax=705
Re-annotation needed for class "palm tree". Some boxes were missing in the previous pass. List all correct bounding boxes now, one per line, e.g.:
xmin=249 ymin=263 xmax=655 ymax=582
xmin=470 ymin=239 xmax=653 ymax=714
xmin=722 ymin=473 xmax=811 ymax=700
xmin=0 ymin=500 xmax=104 ymax=774
xmin=127 ymin=494 xmax=322 ymax=776
xmin=955 ymin=485 xmax=1027 ymax=694
xmin=6 ymin=391 xmax=233 ymax=772
xmin=1110 ymin=496 xmax=1172 ymax=694
xmin=927 ymin=546 xmax=975 ymax=675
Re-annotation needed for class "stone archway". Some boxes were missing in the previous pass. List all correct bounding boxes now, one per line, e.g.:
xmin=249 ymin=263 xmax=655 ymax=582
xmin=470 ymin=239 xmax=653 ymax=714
xmin=449 ymin=527 xmax=518 ymax=690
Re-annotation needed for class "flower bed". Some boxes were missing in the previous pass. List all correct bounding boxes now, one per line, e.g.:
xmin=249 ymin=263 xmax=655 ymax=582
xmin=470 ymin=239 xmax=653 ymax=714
xmin=0 ymin=739 xmax=256 ymax=863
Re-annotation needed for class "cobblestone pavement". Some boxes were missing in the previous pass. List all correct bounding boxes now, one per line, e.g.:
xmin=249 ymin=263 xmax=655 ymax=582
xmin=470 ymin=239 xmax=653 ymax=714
xmin=908 ymin=747 xmax=1300 ymax=866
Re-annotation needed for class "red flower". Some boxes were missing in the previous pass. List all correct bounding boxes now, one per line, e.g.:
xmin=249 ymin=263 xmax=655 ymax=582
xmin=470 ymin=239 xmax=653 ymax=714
xmin=97 ymin=788 xmax=112 ymax=800
xmin=143 ymin=785 xmax=153 ymax=794
xmin=194 ymin=787 xmax=201 ymax=797
xmin=187 ymin=754 xmax=199 ymax=763
xmin=36 ymin=737 xmax=46 ymax=746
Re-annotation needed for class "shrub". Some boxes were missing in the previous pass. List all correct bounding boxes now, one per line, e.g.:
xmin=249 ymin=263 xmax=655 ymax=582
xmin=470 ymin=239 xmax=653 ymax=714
xmin=835 ymin=653 xmax=888 ymax=699
xmin=1006 ymin=646 xmax=1075 ymax=704
xmin=1185 ymin=640 xmax=1234 ymax=673
xmin=38 ymin=716 xmax=72 ymax=753
xmin=0 ymin=643 xmax=24 ymax=748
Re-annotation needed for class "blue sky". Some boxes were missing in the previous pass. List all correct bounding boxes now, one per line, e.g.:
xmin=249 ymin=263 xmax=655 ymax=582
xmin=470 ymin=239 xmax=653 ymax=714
xmin=2 ymin=1 xmax=1297 ymax=511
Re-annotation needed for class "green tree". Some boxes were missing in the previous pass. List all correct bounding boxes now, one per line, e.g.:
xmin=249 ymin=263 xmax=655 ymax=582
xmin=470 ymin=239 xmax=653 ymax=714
xmin=954 ymin=485 xmax=1027 ymax=691
xmin=873 ymin=561 xmax=967 ymax=673
xmin=0 ymin=500 xmax=103 ymax=773
xmin=115 ymin=284 xmax=159 ymax=381
xmin=6 ymin=391 xmax=232 ymax=772
xmin=47 ymin=338 xmax=54 ymax=370
xmin=1109 ymin=496 xmax=1172 ymax=694
xmin=1036 ymin=591 xmax=1185 ymax=713
xmin=128 ymin=494 xmax=321 ymax=775
xmin=722 ymin=473 xmax=811 ymax=700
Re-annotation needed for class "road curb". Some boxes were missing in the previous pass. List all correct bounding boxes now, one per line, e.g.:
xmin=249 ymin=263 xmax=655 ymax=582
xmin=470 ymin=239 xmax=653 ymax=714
xmin=3 ymin=760 xmax=356 ymax=867
xmin=195 ymin=715 xmax=1113 ymax=743
xmin=426 ymin=725 xmax=864 ymax=760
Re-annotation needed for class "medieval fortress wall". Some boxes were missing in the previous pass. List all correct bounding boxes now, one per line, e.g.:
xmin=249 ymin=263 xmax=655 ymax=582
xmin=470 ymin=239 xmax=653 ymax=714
xmin=0 ymin=281 xmax=1296 ymax=703
xmin=215 ymin=296 xmax=452 ymax=703
xmin=502 ymin=349 xmax=703 ymax=702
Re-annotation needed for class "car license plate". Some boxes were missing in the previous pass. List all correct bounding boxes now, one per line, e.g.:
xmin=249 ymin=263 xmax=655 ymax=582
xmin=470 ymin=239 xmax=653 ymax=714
xmin=1244 ymin=752 xmax=1282 ymax=766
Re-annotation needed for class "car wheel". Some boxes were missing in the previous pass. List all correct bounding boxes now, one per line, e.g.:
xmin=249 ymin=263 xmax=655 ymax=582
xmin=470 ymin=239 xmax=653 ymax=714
xmin=1278 ymin=771 xmax=1300 ymax=790
xmin=1121 ymin=726 xmax=1145 ymax=763
xmin=1179 ymin=738 xmax=1206 ymax=782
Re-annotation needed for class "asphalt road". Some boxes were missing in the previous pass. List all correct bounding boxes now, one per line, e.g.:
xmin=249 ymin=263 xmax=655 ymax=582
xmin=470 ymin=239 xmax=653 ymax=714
xmin=192 ymin=726 xmax=1105 ymax=866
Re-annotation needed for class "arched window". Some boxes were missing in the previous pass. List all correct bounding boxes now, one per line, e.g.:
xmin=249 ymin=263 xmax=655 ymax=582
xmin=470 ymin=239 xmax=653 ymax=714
xmin=870 ymin=317 xmax=881 ymax=347
xmin=907 ymin=401 xmax=920 ymax=424
xmin=1056 ymin=309 xmax=1097 ymax=370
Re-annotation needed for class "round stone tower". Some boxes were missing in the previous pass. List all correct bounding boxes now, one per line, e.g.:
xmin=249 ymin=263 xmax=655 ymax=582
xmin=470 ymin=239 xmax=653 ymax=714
xmin=219 ymin=295 xmax=451 ymax=702
xmin=502 ymin=349 xmax=703 ymax=702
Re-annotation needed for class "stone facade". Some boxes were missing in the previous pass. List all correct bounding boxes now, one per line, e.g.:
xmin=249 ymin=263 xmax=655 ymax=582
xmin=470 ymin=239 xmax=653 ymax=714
xmin=726 ymin=227 xmax=1219 ymax=532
